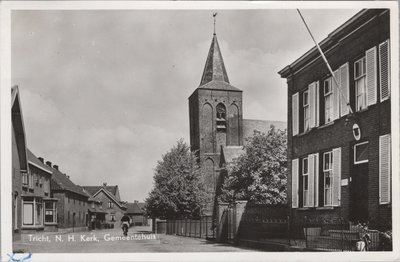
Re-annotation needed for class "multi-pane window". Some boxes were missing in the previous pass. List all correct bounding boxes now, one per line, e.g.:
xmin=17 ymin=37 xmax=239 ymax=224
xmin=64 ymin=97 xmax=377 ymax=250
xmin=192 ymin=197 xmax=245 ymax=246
xmin=110 ymin=213 xmax=116 ymax=222
xmin=324 ymin=78 xmax=333 ymax=123
xmin=323 ymin=152 xmax=333 ymax=206
xmin=302 ymin=158 xmax=308 ymax=207
xmin=45 ymin=202 xmax=56 ymax=223
xmin=354 ymin=57 xmax=367 ymax=111
xmin=22 ymin=197 xmax=43 ymax=226
xmin=303 ymin=91 xmax=310 ymax=131
xmin=108 ymin=202 xmax=114 ymax=209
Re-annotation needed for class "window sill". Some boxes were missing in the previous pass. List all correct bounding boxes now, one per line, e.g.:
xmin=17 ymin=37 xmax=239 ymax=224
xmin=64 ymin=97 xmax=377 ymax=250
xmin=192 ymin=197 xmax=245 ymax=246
xmin=297 ymin=207 xmax=311 ymax=211
xmin=44 ymin=222 xmax=58 ymax=225
xmin=316 ymin=206 xmax=335 ymax=210
xmin=317 ymin=121 xmax=335 ymax=129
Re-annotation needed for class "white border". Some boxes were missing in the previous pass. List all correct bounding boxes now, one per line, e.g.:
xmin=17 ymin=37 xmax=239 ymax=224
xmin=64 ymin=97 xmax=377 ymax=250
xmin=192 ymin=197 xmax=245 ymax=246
xmin=1 ymin=1 xmax=399 ymax=261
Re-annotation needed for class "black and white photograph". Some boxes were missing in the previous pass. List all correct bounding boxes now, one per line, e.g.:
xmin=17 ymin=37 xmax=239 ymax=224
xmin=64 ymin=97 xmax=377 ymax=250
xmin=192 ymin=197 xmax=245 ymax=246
xmin=1 ymin=1 xmax=399 ymax=261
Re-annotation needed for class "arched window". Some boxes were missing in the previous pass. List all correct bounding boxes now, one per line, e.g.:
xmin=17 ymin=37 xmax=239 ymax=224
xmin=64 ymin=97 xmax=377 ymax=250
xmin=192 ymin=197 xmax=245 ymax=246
xmin=216 ymin=103 xmax=226 ymax=131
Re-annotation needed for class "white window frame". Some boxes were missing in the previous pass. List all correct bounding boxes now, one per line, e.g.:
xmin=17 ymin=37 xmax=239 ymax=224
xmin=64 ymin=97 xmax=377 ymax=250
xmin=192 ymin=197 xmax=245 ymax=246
xmin=303 ymin=90 xmax=310 ymax=132
xmin=323 ymin=151 xmax=333 ymax=206
xmin=22 ymin=197 xmax=43 ymax=227
xmin=44 ymin=178 xmax=50 ymax=194
xmin=302 ymin=158 xmax=309 ymax=207
xmin=108 ymin=202 xmax=114 ymax=209
xmin=354 ymin=57 xmax=367 ymax=111
xmin=354 ymin=141 xmax=369 ymax=165
xmin=323 ymin=78 xmax=333 ymax=124
xmin=44 ymin=202 xmax=57 ymax=224
xmin=22 ymin=172 xmax=28 ymax=186
xmin=110 ymin=213 xmax=116 ymax=222
xmin=28 ymin=172 xmax=34 ymax=189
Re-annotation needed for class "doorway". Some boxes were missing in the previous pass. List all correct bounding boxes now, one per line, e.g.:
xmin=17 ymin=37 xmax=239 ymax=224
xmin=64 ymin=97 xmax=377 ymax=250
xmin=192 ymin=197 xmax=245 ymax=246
xmin=350 ymin=142 xmax=369 ymax=223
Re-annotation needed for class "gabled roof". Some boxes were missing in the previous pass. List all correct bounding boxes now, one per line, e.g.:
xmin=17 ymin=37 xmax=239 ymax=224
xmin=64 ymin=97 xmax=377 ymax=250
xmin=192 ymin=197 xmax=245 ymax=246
xmin=84 ymin=186 xmax=126 ymax=209
xmin=27 ymin=149 xmax=52 ymax=175
xmin=220 ymin=146 xmax=244 ymax=165
xmin=11 ymin=85 xmax=28 ymax=171
xmin=83 ymin=185 xmax=119 ymax=199
xmin=126 ymin=202 xmax=145 ymax=215
xmin=49 ymin=166 xmax=88 ymax=198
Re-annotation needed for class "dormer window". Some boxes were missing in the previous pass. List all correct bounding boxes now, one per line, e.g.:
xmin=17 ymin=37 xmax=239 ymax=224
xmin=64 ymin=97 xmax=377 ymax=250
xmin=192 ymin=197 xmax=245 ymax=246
xmin=216 ymin=103 xmax=226 ymax=131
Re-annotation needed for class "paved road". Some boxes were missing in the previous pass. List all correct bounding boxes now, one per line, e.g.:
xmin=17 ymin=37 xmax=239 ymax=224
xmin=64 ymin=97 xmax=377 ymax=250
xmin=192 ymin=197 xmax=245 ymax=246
xmin=13 ymin=226 xmax=251 ymax=253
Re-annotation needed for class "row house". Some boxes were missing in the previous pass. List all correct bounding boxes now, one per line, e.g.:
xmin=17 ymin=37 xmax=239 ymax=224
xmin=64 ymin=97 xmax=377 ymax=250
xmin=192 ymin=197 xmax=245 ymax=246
xmin=278 ymin=9 xmax=392 ymax=230
xmin=48 ymin=163 xmax=89 ymax=229
xmin=83 ymin=183 xmax=127 ymax=227
xmin=22 ymin=149 xmax=58 ymax=232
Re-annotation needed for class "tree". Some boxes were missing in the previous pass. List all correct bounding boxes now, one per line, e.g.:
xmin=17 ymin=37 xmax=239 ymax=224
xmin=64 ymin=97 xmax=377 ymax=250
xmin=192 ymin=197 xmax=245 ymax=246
xmin=144 ymin=139 xmax=208 ymax=219
xmin=218 ymin=126 xmax=287 ymax=204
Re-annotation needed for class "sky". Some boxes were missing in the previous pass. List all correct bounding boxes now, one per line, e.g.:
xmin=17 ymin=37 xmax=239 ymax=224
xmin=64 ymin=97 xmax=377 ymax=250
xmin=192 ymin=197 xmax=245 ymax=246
xmin=11 ymin=8 xmax=359 ymax=202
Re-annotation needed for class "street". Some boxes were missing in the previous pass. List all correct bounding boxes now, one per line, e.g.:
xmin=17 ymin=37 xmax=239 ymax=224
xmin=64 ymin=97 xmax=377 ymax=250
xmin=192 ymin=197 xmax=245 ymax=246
xmin=13 ymin=226 xmax=251 ymax=253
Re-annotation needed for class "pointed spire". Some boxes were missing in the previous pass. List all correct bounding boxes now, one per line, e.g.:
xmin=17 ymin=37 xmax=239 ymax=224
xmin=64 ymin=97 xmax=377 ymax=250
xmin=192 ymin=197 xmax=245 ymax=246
xmin=200 ymin=34 xmax=230 ymax=86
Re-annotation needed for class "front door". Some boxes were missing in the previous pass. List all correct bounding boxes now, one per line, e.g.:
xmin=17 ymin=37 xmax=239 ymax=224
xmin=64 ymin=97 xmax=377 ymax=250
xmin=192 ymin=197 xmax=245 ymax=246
xmin=350 ymin=142 xmax=369 ymax=223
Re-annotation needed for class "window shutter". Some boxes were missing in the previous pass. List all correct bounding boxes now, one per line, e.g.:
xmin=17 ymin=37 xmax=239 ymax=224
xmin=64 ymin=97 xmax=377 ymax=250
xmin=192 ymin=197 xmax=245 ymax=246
xmin=292 ymin=159 xmax=299 ymax=208
xmin=379 ymin=40 xmax=390 ymax=102
xmin=315 ymin=81 xmax=320 ymax=127
xmin=309 ymin=83 xmax=316 ymax=128
xmin=339 ymin=63 xmax=350 ymax=116
xmin=332 ymin=147 xmax=341 ymax=206
xmin=379 ymin=134 xmax=391 ymax=204
xmin=308 ymin=154 xmax=315 ymax=207
xmin=332 ymin=70 xmax=340 ymax=120
xmin=313 ymin=153 xmax=319 ymax=207
xmin=292 ymin=93 xmax=299 ymax=136
xmin=366 ymin=46 xmax=377 ymax=106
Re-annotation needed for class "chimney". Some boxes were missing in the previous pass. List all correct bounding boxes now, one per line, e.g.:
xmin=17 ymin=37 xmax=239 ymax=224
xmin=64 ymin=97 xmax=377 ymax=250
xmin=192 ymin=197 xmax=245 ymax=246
xmin=46 ymin=161 xmax=52 ymax=167
xmin=38 ymin=157 xmax=44 ymax=163
xmin=103 ymin=182 xmax=107 ymax=187
xmin=53 ymin=165 xmax=59 ymax=170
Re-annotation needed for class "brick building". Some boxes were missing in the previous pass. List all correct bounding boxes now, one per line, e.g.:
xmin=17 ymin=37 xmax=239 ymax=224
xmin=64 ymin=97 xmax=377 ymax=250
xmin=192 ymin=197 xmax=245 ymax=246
xmin=22 ymin=149 xmax=58 ymax=232
xmin=48 ymin=163 xmax=89 ymax=229
xmin=11 ymin=86 xmax=28 ymax=240
xmin=83 ymin=184 xmax=127 ymax=227
xmin=278 ymin=9 xmax=391 ymax=230
xmin=126 ymin=201 xmax=148 ymax=226
xmin=188 ymin=32 xmax=286 ymax=215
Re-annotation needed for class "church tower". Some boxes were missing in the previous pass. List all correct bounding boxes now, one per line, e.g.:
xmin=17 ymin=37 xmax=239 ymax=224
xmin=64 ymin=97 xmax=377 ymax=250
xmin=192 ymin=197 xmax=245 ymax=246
xmin=188 ymin=31 xmax=243 ymax=215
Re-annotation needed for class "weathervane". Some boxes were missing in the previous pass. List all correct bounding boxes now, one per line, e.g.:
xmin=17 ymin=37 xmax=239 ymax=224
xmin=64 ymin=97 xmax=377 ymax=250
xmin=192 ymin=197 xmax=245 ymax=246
xmin=213 ymin=12 xmax=218 ymax=35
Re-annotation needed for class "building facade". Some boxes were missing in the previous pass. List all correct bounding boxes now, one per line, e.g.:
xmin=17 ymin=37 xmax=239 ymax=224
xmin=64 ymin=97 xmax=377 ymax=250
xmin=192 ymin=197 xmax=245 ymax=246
xmin=11 ymin=86 xmax=28 ymax=240
xmin=22 ymin=150 xmax=58 ymax=232
xmin=126 ymin=201 xmax=148 ymax=226
xmin=278 ymin=9 xmax=391 ymax=230
xmin=83 ymin=184 xmax=127 ymax=227
xmin=48 ymin=163 xmax=89 ymax=229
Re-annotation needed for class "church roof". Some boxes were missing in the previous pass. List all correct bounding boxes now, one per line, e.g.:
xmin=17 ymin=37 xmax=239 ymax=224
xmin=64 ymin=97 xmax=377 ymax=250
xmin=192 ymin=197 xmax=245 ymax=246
xmin=199 ymin=34 xmax=241 ymax=92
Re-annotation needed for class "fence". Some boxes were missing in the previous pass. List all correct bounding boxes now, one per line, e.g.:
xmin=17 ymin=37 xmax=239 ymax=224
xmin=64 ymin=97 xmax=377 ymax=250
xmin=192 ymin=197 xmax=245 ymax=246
xmin=166 ymin=216 xmax=215 ymax=239
xmin=301 ymin=219 xmax=381 ymax=251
